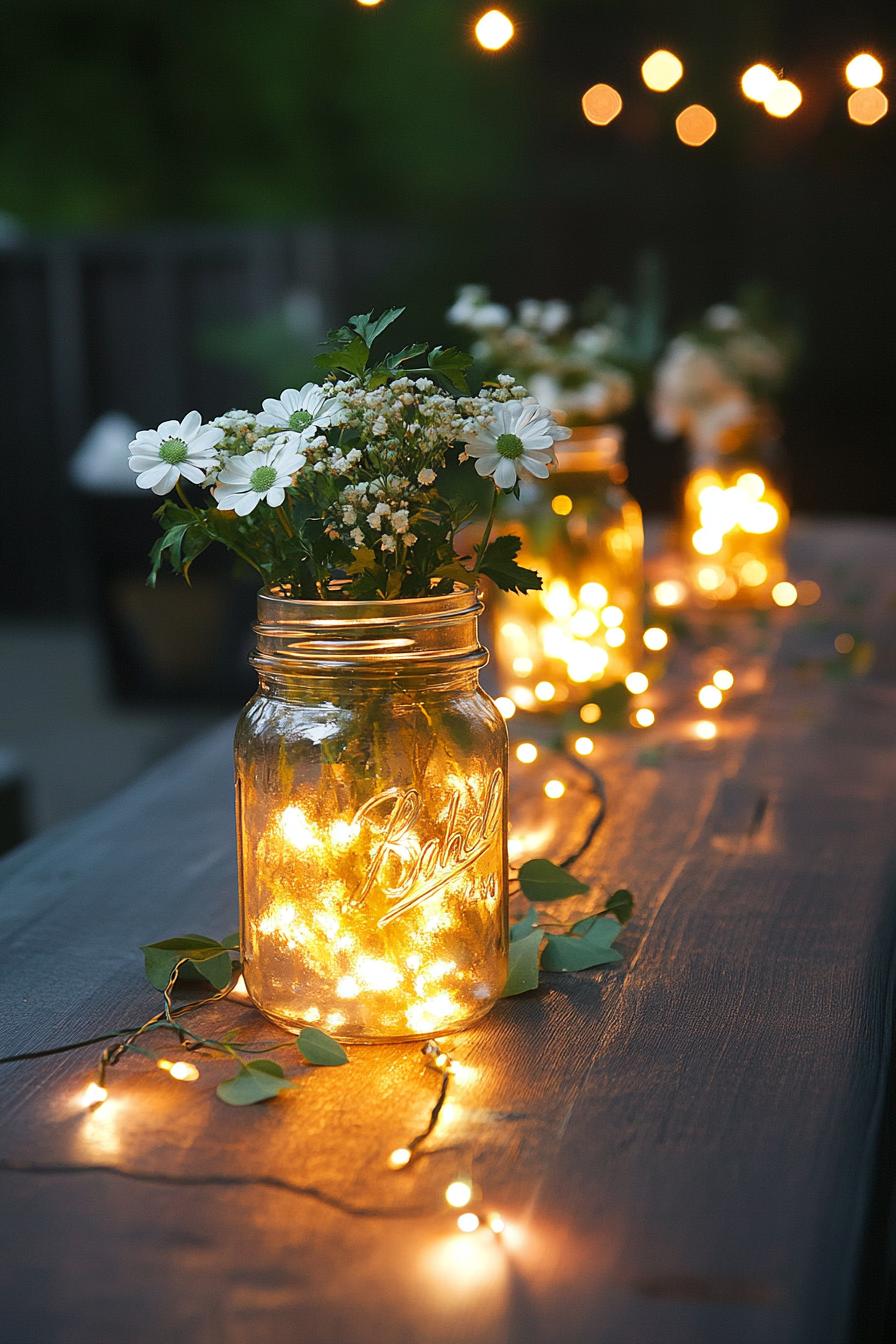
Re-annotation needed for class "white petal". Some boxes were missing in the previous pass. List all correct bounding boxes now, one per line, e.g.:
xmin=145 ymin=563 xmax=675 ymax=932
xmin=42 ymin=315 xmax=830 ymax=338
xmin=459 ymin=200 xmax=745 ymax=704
xmin=493 ymin=458 xmax=519 ymax=489
xmin=519 ymin=455 xmax=551 ymax=479
xmin=474 ymin=453 xmax=501 ymax=477
xmin=150 ymin=466 xmax=179 ymax=495
xmin=129 ymin=454 xmax=162 ymax=471
xmin=266 ymin=486 xmax=285 ymax=508
xmin=464 ymin=439 xmax=498 ymax=458
xmin=132 ymin=429 xmax=161 ymax=447
xmin=233 ymin=492 xmax=260 ymax=516
xmin=279 ymin=389 xmax=302 ymax=413
xmin=188 ymin=427 xmax=224 ymax=454
xmin=179 ymin=410 xmax=202 ymax=439
xmin=178 ymin=461 xmax=207 ymax=485
xmin=157 ymin=420 xmax=182 ymax=439
xmin=135 ymin=462 xmax=173 ymax=489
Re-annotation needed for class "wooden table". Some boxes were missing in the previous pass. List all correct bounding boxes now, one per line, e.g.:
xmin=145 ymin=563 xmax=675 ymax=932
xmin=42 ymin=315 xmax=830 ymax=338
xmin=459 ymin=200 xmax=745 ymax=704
xmin=2 ymin=519 xmax=895 ymax=1344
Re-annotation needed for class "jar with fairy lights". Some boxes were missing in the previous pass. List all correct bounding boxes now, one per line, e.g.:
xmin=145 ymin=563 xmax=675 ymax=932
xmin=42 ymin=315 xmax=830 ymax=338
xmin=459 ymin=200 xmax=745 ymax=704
xmin=682 ymin=417 xmax=789 ymax=605
xmin=490 ymin=427 xmax=644 ymax=711
xmin=235 ymin=586 xmax=508 ymax=1043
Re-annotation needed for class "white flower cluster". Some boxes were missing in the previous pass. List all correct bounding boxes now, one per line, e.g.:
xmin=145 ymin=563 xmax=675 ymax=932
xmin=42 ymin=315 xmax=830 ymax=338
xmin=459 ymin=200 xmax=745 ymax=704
xmin=652 ymin=305 xmax=791 ymax=455
xmin=447 ymin=285 xmax=635 ymax=424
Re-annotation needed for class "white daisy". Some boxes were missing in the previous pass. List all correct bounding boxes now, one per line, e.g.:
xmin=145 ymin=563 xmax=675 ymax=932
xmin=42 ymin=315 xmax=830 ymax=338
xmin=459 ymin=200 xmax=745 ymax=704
xmin=256 ymin=383 xmax=343 ymax=446
xmin=214 ymin=442 xmax=306 ymax=516
xmin=463 ymin=400 xmax=570 ymax=490
xmin=128 ymin=412 xmax=224 ymax=495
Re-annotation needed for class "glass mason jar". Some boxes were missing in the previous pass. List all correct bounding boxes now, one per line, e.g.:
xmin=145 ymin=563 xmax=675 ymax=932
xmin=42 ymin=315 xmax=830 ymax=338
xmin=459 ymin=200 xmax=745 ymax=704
xmin=490 ymin=426 xmax=644 ymax=712
xmin=235 ymin=586 xmax=508 ymax=1043
xmin=682 ymin=436 xmax=789 ymax=605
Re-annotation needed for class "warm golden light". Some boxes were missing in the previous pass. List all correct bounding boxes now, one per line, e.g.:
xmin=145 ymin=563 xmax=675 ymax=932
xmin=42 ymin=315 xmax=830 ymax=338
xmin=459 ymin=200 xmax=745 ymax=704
xmin=653 ymin=579 xmax=687 ymax=607
xmin=741 ymin=63 xmax=779 ymax=102
xmin=740 ymin=558 xmax=768 ymax=587
xmin=580 ymin=703 xmax=602 ymax=724
xmin=579 ymin=582 xmax=609 ymax=609
xmin=633 ymin=707 xmax=655 ymax=728
xmin=168 ymin=1061 xmax=200 ymax=1082
xmin=356 ymin=0 xmax=384 ymax=6
xmin=534 ymin=680 xmax=556 ymax=702
xmin=604 ymin=627 xmax=625 ymax=648
xmin=713 ymin=669 xmax=734 ymax=691
xmin=643 ymin=626 xmax=669 ymax=651
xmin=694 ymin=719 xmax=718 ymax=741
xmin=642 ymin=49 xmax=684 ymax=92
xmin=684 ymin=467 xmax=787 ymax=603
xmin=764 ymin=79 xmax=802 ymax=118
xmin=574 ymin=736 xmax=594 ymax=756
xmin=581 ymin=82 xmax=623 ymax=126
xmin=676 ymin=104 xmax=717 ymax=146
xmin=515 ymin=742 xmax=538 ymax=764
xmin=601 ymin=605 xmax=624 ymax=628
xmin=625 ymin=671 xmax=649 ymax=694
xmin=457 ymin=1212 xmax=481 ymax=1233
xmin=797 ymin=580 xmax=821 ymax=605
xmin=772 ymin=581 xmax=798 ymax=607
xmin=834 ymin=633 xmax=855 ymax=654
xmin=512 ymin=655 xmax=534 ymax=675
xmin=494 ymin=695 xmax=516 ymax=719
xmin=82 ymin=1082 xmax=108 ymax=1107
xmin=846 ymin=53 xmax=883 ymax=89
xmin=389 ymin=1147 xmax=412 ymax=1169
xmin=474 ymin=9 xmax=514 ymax=51
xmin=446 ymin=1180 xmax=473 ymax=1208
xmin=487 ymin=1212 xmax=506 ymax=1234
xmin=848 ymin=87 xmax=888 ymax=124
xmin=551 ymin=494 xmax=573 ymax=516
xmin=544 ymin=779 xmax=566 ymax=799
xmin=697 ymin=684 xmax=723 ymax=709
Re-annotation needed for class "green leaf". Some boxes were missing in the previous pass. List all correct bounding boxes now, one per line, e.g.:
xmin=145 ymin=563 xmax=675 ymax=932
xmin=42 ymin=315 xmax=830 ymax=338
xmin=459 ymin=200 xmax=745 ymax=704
xmin=501 ymin=929 xmax=543 ymax=997
xmin=216 ymin=1060 xmax=296 ymax=1106
xmin=349 ymin=307 xmax=405 ymax=346
xmin=313 ymin=329 xmax=370 ymax=378
xmin=510 ymin=907 xmax=539 ymax=941
xmin=518 ymin=858 xmax=589 ymax=903
xmin=566 ymin=915 xmax=622 ymax=946
xmin=141 ymin=935 xmax=235 ymax=992
xmin=478 ymin=534 xmax=542 ymax=594
xmin=540 ymin=934 xmax=623 ymax=973
xmin=603 ymin=889 xmax=634 ymax=924
xmin=221 ymin=932 xmax=240 ymax=950
xmin=427 ymin=344 xmax=473 ymax=393
xmin=297 ymin=1027 xmax=349 ymax=1066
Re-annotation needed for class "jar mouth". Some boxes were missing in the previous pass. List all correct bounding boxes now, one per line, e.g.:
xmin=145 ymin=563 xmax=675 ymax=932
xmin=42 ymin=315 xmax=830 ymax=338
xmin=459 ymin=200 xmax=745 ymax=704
xmin=253 ymin=584 xmax=488 ymax=675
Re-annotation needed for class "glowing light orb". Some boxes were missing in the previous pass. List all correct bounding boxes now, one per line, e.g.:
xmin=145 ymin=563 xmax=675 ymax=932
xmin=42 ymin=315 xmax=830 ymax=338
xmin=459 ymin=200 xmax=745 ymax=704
xmin=653 ymin=579 xmax=687 ymax=607
xmin=676 ymin=104 xmax=718 ymax=146
xmin=494 ymin=696 xmax=516 ymax=719
xmin=457 ymin=1212 xmax=481 ymax=1233
xmin=741 ymin=64 xmax=779 ymax=103
xmin=772 ymin=581 xmax=798 ymax=607
xmin=389 ymin=1147 xmax=412 ymax=1169
xmin=697 ymin=684 xmax=723 ymax=709
xmin=474 ymin=9 xmax=514 ymax=51
xmin=515 ymin=742 xmax=538 ymax=764
xmin=642 ymin=50 xmax=684 ymax=92
xmin=544 ymin=779 xmax=566 ymax=799
xmin=846 ymin=53 xmax=883 ymax=89
xmin=605 ymin=628 xmax=626 ymax=648
xmin=168 ymin=1061 xmax=200 ymax=1082
xmin=834 ymin=633 xmax=855 ymax=654
xmin=551 ymin=494 xmax=573 ymax=516
xmin=713 ymin=669 xmax=734 ymax=691
xmin=582 ymin=83 xmax=623 ymax=126
xmin=534 ymin=681 xmax=556 ymax=702
xmin=580 ymin=703 xmax=602 ymax=724
xmin=82 ymin=1082 xmax=108 ymax=1107
xmin=625 ymin=671 xmax=649 ymax=694
xmin=694 ymin=720 xmax=718 ymax=741
xmin=848 ymin=87 xmax=888 ymax=124
xmin=633 ymin=707 xmax=655 ymax=728
xmin=764 ymin=79 xmax=802 ymax=118
xmin=797 ymin=580 xmax=821 ymax=605
xmin=446 ymin=1180 xmax=473 ymax=1208
xmin=643 ymin=626 xmax=669 ymax=651
xmin=574 ymin=736 xmax=594 ymax=756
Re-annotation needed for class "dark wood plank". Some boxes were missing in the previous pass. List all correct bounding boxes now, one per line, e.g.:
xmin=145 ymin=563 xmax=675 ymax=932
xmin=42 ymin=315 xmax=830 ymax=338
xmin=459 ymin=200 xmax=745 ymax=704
xmin=1 ymin=520 xmax=894 ymax=1344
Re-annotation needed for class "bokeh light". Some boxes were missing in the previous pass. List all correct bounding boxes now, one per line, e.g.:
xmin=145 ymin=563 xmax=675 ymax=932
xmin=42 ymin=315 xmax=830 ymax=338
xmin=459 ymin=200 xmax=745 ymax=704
xmin=643 ymin=626 xmax=669 ymax=651
xmin=697 ymin=684 xmax=723 ymax=709
xmin=625 ymin=671 xmax=649 ymax=694
xmin=846 ymin=53 xmax=883 ymax=89
xmin=474 ymin=9 xmax=514 ymax=51
xmin=713 ymin=669 xmax=735 ymax=691
xmin=632 ymin=707 xmax=655 ymax=727
xmin=848 ymin=88 xmax=888 ymax=124
xmin=445 ymin=1180 xmax=473 ymax=1208
xmin=574 ymin=735 xmax=594 ymax=755
xmin=653 ymin=579 xmax=687 ymax=607
xmin=834 ymin=633 xmax=855 ymax=654
xmin=515 ymin=742 xmax=538 ymax=764
xmin=771 ymin=581 xmax=798 ymax=607
xmin=676 ymin=104 xmax=717 ymax=146
xmin=694 ymin=720 xmax=718 ymax=741
xmin=551 ymin=494 xmax=573 ymax=515
xmin=741 ymin=64 xmax=779 ymax=103
xmin=642 ymin=50 xmax=684 ymax=92
xmin=582 ymin=83 xmax=623 ymax=126
xmin=764 ymin=79 xmax=802 ymax=118
xmin=494 ymin=696 xmax=516 ymax=719
xmin=580 ymin=703 xmax=602 ymax=724
xmin=544 ymin=779 xmax=566 ymax=799
xmin=797 ymin=580 xmax=821 ymax=605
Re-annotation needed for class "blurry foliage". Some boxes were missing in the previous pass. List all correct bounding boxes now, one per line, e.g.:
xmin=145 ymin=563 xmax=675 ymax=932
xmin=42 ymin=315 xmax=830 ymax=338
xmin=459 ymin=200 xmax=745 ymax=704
xmin=0 ymin=0 xmax=529 ymax=228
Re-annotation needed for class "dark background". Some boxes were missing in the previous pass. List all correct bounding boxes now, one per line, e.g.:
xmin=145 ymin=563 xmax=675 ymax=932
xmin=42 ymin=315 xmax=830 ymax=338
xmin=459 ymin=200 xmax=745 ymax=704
xmin=0 ymin=0 xmax=893 ymax=614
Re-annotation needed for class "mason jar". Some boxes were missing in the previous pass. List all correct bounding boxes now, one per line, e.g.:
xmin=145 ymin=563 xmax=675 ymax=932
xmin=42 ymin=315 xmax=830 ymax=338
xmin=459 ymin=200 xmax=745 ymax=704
xmin=235 ymin=586 xmax=508 ymax=1043
xmin=491 ymin=426 xmax=644 ymax=711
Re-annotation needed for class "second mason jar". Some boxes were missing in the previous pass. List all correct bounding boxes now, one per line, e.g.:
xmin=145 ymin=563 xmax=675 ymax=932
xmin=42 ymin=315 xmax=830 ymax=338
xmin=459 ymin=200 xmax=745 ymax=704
xmin=235 ymin=586 xmax=509 ymax=1043
xmin=491 ymin=426 xmax=644 ymax=711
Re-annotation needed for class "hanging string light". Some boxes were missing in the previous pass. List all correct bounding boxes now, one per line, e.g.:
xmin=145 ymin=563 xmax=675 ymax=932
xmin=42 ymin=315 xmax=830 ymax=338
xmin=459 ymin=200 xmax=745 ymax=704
xmin=676 ymin=104 xmax=718 ymax=146
xmin=763 ymin=79 xmax=802 ymax=118
xmin=741 ymin=64 xmax=780 ymax=103
xmin=845 ymin=53 xmax=883 ymax=89
xmin=474 ymin=9 xmax=515 ymax=51
xmin=848 ymin=88 xmax=888 ymax=124
xmin=641 ymin=50 xmax=684 ymax=92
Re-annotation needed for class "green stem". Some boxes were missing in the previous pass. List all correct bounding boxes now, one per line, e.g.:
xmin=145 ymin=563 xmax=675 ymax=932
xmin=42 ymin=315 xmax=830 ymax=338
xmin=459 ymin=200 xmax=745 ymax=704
xmin=276 ymin=504 xmax=295 ymax=538
xmin=471 ymin=489 xmax=499 ymax=578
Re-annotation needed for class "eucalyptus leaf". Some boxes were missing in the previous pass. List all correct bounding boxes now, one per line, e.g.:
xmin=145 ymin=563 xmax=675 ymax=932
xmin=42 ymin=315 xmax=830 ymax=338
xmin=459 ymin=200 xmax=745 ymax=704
xmin=540 ymin=916 xmax=623 ymax=973
xmin=501 ymin=929 xmax=543 ymax=997
xmin=603 ymin=889 xmax=634 ymax=924
xmin=518 ymin=859 xmax=589 ymax=903
xmin=216 ymin=1060 xmax=296 ymax=1106
xmin=510 ymin=907 xmax=539 ymax=941
xmin=297 ymin=1027 xmax=349 ymax=1066
xmin=141 ymin=935 xmax=235 ymax=992
xmin=221 ymin=932 xmax=240 ymax=950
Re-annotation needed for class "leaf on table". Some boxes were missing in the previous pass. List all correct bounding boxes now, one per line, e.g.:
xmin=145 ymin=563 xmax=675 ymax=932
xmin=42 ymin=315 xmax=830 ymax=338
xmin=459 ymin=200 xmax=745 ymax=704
xmin=501 ymin=929 xmax=543 ymax=997
xmin=297 ymin=1027 xmax=349 ymax=1066
xmin=602 ymin=888 xmax=634 ymax=924
xmin=518 ymin=858 xmax=589 ymax=903
xmin=141 ymin=935 xmax=236 ymax=992
xmin=221 ymin=932 xmax=240 ymax=950
xmin=541 ymin=917 xmax=623 ymax=973
xmin=510 ymin=907 xmax=539 ymax=941
xmin=216 ymin=1059 xmax=297 ymax=1106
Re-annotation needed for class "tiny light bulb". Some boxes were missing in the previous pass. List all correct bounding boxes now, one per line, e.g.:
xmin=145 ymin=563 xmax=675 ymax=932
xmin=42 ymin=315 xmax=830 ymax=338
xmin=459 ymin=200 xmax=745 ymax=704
xmin=544 ymin=779 xmax=566 ymax=799
xmin=435 ymin=1052 xmax=450 ymax=1069
xmin=168 ymin=1061 xmax=200 ymax=1082
xmin=625 ymin=671 xmax=649 ymax=695
xmin=494 ymin=696 xmax=516 ymax=719
xmin=389 ymin=1147 xmax=412 ymax=1169
xmin=694 ymin=719 xmax=718 ymax=741
xmin=474 ymin=8 xmax=514 ymax=51
xmin=446 ymin=1180 xmax=473 ymax=1208
xmin=772 ymin=581 xmax=798 ymax=607
xmin=580 ymin=703 xmax=602 ymax=724
xmin=643 ymin=626 xmax=669 ymax=651
xmin=457 ymin=1212 xmax=481 ymax=1233
xmin=551 ymin=494 xmax=573 ymax=516
xmin=741 ymin=63 xmax=779 ymax=103
xmin=574 ymin=736 xmax=594 ymax=756
xmin=713 ymin=669 xmax=735 ymax=691
xmin=534 ymin=680 xmax=556 ymax=702
xmin=487 ymin=1212 xmax=506 ymax=1234
xmin=82 ymin=1081 xmax=108 ymax=1107
xmin=641 ymin=49 xmax=684 ymax=92
xmin=697 ymin=684 xmax=723 ymax=709
xmin=515 ymin=742 xmax=538 ymax=764
xmin=633 ymin=707 xmax=655 ymax=728
xmin=156 ymin=1058 xmax=173 ymax=1072
xmin=846 ymin=53 xmax=883 ymax=90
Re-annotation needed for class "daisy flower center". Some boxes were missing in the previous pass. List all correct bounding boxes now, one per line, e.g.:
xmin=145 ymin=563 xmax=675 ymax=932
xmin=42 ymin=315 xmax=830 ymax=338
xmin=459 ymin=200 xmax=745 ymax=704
xmin=288 ymin=409 xmax=314 ymax=432
xmin=250 ymin=465 xmax=279 ymax=493
xmin=159 ymin=437 xmax=188 ymax=465
xmin=495 ymin=432 xmax=525 ymax=461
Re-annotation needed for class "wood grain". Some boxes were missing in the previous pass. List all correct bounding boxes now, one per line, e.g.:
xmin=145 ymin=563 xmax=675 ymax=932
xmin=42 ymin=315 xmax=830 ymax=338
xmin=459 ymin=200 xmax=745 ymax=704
xmin=1 ymin=520 xmax=894 ymax=1344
